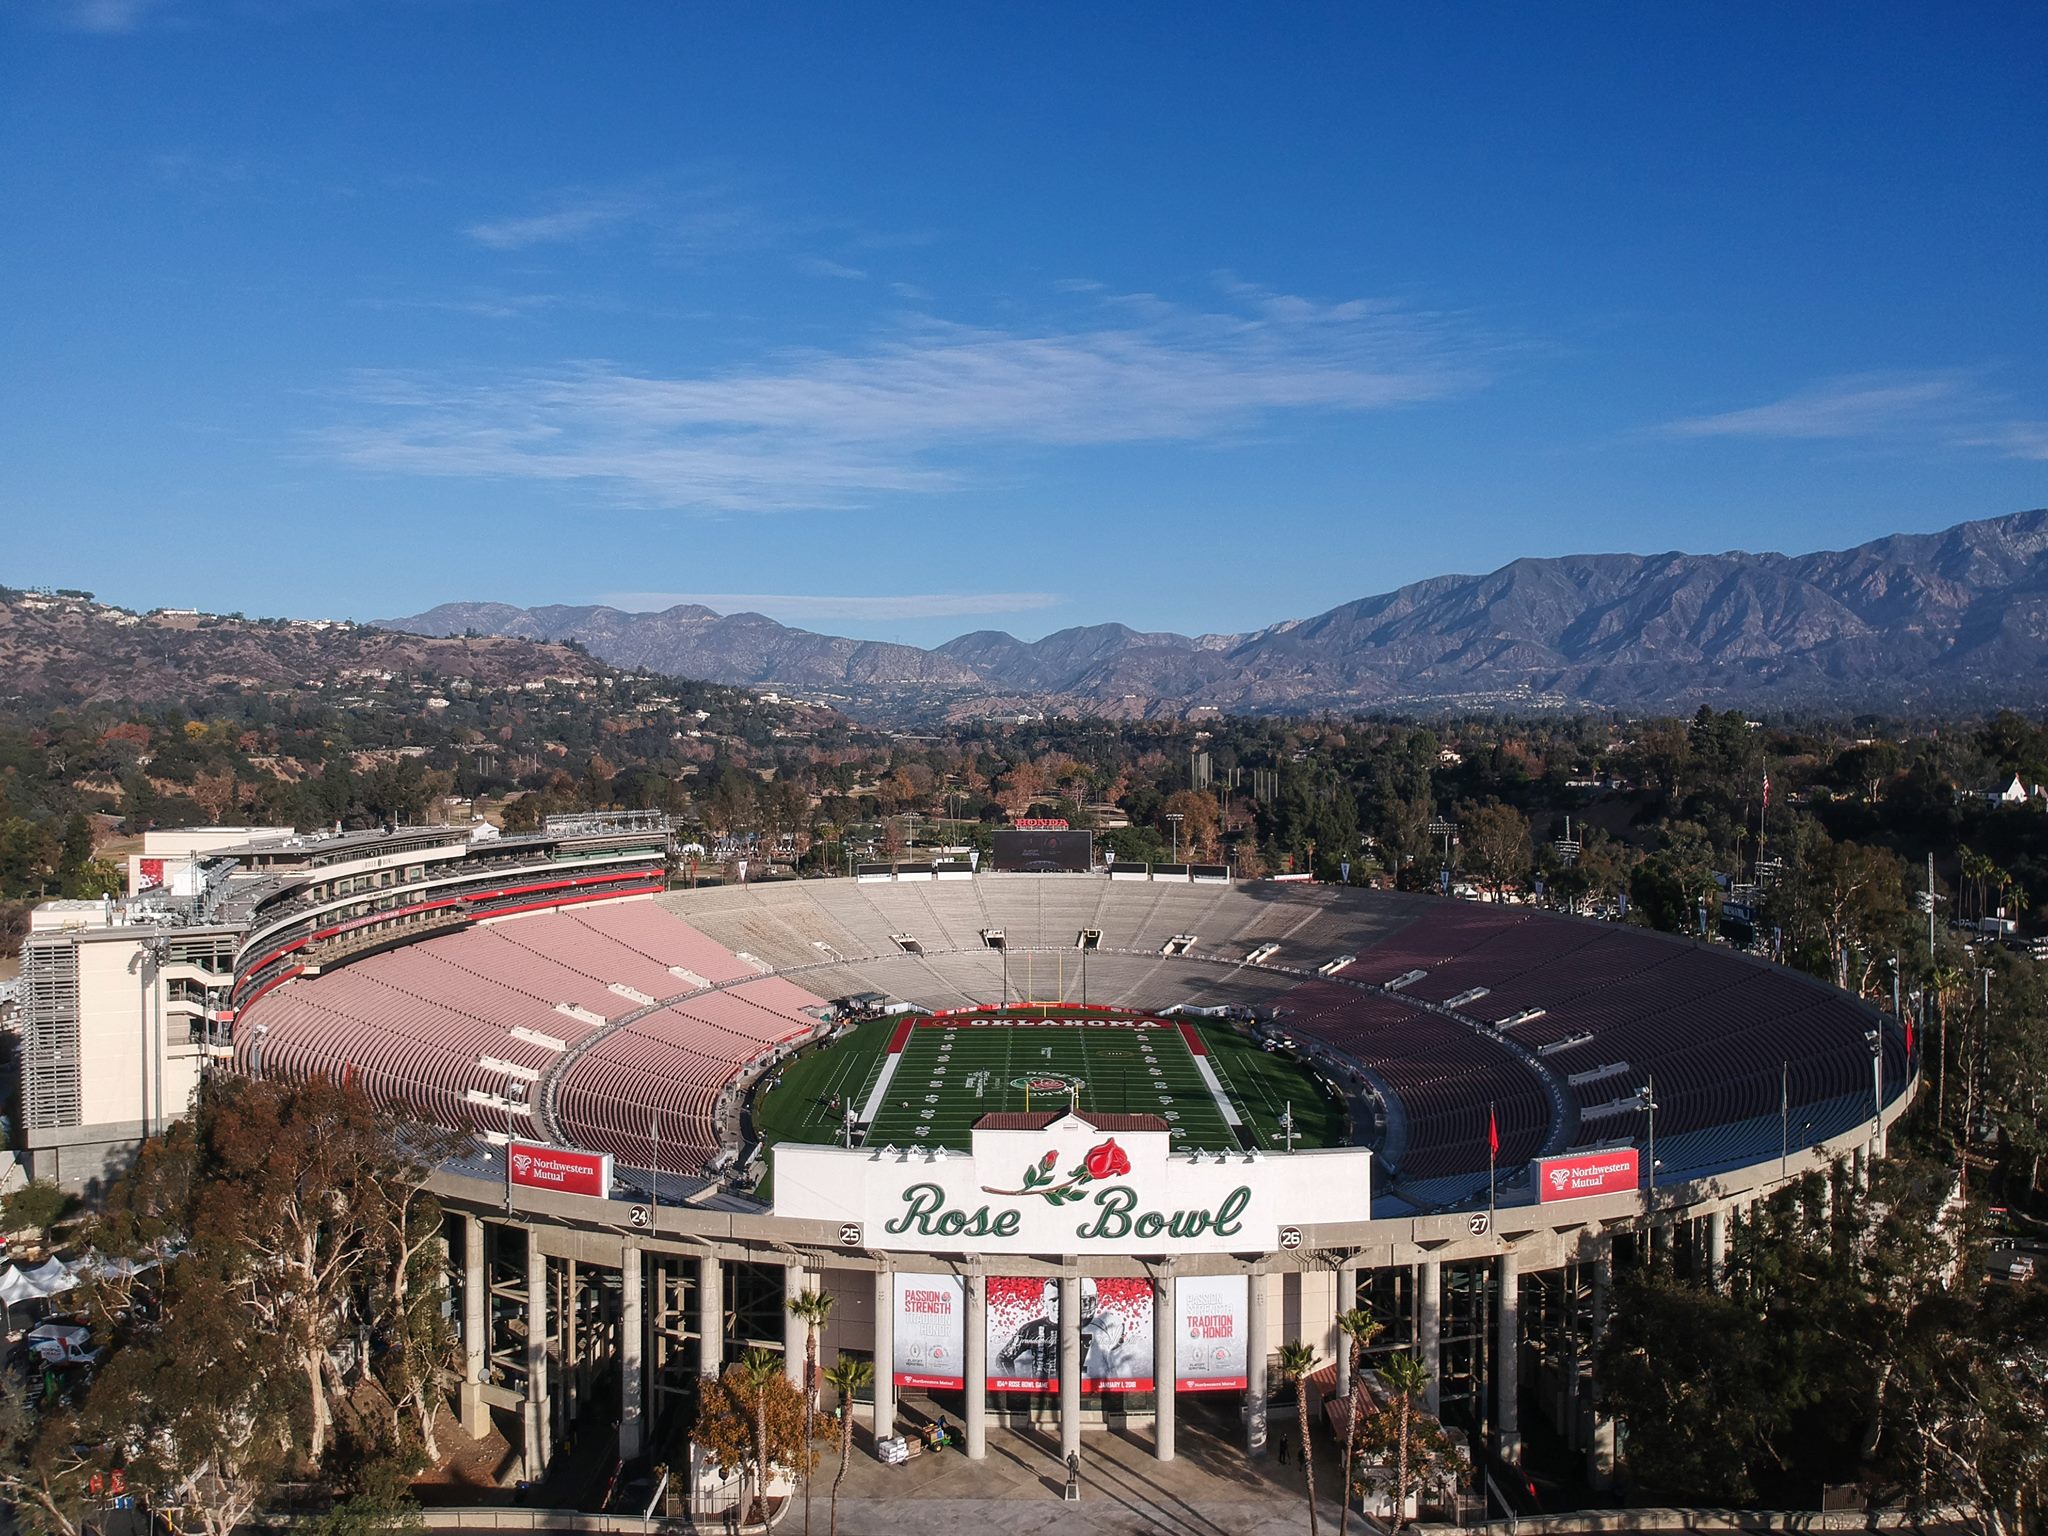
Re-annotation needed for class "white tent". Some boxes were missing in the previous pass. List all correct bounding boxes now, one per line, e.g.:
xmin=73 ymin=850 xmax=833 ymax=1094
xmin=0 ymin=1267 xmax=43 ymax=1308
xmin=24 ymin=1258 xmax=76 ymax=1296
xmin=66 ymin=1252 xmax=159 ymax=1281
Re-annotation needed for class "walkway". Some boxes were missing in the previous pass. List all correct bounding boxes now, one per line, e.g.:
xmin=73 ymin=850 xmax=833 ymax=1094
xmin=830 ymin=1409 xmax=1349 ymax=1536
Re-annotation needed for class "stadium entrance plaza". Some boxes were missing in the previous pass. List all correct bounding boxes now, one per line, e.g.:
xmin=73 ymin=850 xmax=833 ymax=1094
xmin=830 ymin=1405 xmax=1350 ymax=1536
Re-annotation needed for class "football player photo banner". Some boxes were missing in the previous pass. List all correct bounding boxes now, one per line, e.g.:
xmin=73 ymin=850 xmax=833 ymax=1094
xmin=892 ymin=1274 xmax=965 ymax=1390
xmin=986 ymin=1275 xmax=1154 ymax=1392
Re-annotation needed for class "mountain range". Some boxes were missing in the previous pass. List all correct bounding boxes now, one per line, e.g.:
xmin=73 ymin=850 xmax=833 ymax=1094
xmin=0 ymin=589 xmax=605 ymax=706
xmin=383 ymin=509 xmax=2048 ymax=719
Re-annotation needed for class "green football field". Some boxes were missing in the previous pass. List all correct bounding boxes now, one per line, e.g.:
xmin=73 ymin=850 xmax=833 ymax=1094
xmin=751 ymin=1010 xmax=1347 ymax=1162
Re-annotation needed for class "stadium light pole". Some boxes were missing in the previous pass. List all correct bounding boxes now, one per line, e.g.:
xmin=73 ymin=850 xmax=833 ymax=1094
xmin=1166 ymin=813 xmax=1183 ymax=864
xmin=1637 ymin=1077 xmax=1659 ymax=1209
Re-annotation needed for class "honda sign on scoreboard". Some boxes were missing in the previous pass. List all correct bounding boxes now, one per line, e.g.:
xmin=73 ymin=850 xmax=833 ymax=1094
xmin=1533 ymin=1147 xmax=1640 ymax=1202
xmin=506 ymin=1141 xmax=613 ymax=1199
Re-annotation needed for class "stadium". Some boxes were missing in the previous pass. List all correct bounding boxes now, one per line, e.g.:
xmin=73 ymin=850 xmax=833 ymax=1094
xmin=131 ymin=821 xmax=1916 ymax=1513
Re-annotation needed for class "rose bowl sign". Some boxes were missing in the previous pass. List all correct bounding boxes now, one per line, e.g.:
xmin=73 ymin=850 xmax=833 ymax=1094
xmin=772 ymin=1111 xmax=1371 ymax=1256
xmin=507 ymin=1140 xmax=613 ymax=1199
xmin=1533 ymin=1147 xmax=1640 ymax=1203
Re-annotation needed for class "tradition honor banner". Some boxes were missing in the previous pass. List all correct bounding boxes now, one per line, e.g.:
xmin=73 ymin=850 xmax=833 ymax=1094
xmin=1174 ymin=1273 xmax=1248 ymax=1391
xmin=986 ymin=1275 xmax=1154 ymax=1392
xmin=892 ymin=1274 xmax=965 ymax=1389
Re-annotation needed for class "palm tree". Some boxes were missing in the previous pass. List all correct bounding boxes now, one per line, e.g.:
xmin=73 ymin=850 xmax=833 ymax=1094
xmin=821 ymin=1355 xmax=874 ymax=1536
xmin=787 ymin=1288 xmax=836 ymax=1536
xmin=1930 ymin=960 xmax=1967 ymax=1133
xmin=1276 ymin=1340 xmax=1322 ymax=1536
xmin=736 ymin=1347 xmax=785 ymax=1526
xmin=1334 ymin=1306 xmax=1382 ymax=1536
xmin=1380 ymin=1352 xmax=1431 ymax=1535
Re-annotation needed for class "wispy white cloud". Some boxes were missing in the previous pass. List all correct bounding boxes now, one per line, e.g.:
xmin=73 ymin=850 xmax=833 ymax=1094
xmin=359 ymin=290 xmax=566 ymax=322
xmin=1658 ymin=370 xmax=2044 ymax=459
xmin=793 ymin=255 xmax=867 ymax=281
xmin=1957 ymin=422 xmax=2048 ymax=462
xmin=464 ymin=198 xmax=640 ymax=250
xmin=599 ymin=591 xmax=1064 ymax=621
xmin=59 ymin=0 xmax=163 ymax=32
xmin=317 ymin=280 xmax=1491 ymax=512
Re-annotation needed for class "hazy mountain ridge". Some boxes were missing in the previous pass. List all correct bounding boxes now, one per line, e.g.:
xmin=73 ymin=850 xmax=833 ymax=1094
xmin=0 ymin=590 xmax=607 ymax=705
xmin=381 ymin=509 xmax=2048 ymax=716
xmin=388 ymin=602 xmax=981 ymax=691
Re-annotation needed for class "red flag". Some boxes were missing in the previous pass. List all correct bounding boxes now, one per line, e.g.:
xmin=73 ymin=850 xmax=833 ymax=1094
xmin=1905 ymin=1016 xmax=1914 ymax=1055
xmin=1488 ymin=1106 xmax=1500 ymax=1159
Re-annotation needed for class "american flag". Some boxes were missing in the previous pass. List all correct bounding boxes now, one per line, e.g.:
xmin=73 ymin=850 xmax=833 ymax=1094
xmin=1762 ymin=770 xmax=1771 ymax=809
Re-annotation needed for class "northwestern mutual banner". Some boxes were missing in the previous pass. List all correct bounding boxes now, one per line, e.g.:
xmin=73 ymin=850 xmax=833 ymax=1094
xmin=773 ymin=1111 xmax=1372 ymax=1255
xmin=1533 ymin=1147 xmax=1640 ymax=1202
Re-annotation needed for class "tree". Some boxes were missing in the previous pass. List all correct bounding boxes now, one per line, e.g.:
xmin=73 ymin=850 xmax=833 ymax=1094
xmin=1160 ymin=789 xmax=1221 ymax=862
xmin=787 ymin=1288 xmax=836 ymax=1535
xmin=1459 ymin=801 xmax=1531 ymax=898
xmin=1277 ymin=1340 xmax=1322 ymax=1536
xmin=1379 ymin=1353 xmax=1430 ymax=1533
xmin=693 ymin=1350 xmax=812 ymax=1527
xmin=821 ymin=1355 xmax=872 ymax=1536
xmin=994 ymin=762 xmax=1044 ymax=818
xmin=1335 ymin=1307 xmax=1383 ymax=1536
xmin=1352 ymin=1368 xmax=1462 ymax=1531
xmin=2 ymin=1180 xmax=71 ymax=1240
xmin=83 ymin=1262 xmax=303 ymax=1536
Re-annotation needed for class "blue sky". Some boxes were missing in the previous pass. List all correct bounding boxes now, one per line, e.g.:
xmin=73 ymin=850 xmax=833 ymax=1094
xmin=3 ymin=3 xmax=2044 ymax=648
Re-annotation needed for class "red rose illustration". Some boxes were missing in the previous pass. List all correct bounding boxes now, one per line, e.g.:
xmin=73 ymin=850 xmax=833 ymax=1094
xmin=1041 ymin=1150 xmax=1059 ymax=1170
xmin=1083 ymin=1139 xmax=1131 ymax=1180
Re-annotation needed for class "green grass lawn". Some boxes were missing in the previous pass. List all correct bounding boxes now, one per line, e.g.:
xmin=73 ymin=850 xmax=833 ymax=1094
xmin=752 ymin=1012 xmax=1348 ymax=1163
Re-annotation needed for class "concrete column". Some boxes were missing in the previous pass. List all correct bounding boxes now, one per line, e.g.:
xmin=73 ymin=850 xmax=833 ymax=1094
xmin=1334 ymin=1264 xmax=1358 ymax=1399
xmin=619 ymin=1244 xmax=644 ymax=1462
xmin=784 ymin=1265 xmax=809 ymax=1388
xmin=1496 ymin=1249 xmax=1521 ymax=1464
xmin=1245 ymin=1269 xmax=1269 ymax=1457
xmin=1417 ymin=1259 xmax=1442 ymax=1416
xmin=873 ymin=1270 xmax=896 ymax=1444
xmin=964 ymin=1273 xmax=987 ymax=1460
xmin=563 ymin=1259 xmax=579 ymax=1438
xmin=1059 ymin=1272 xmax=1082 ymax=1463
xmin=697 ymin=1254 xmax=723 ymax=1379
xmin=1707 ymin=1208 xmax=1727 ymax=1289
xmin=1587 ymin=1239 xmax=1616 ymax=1490
xmin=523 ymin=1227 xmax=549 ymax=1481
xmin=460 ymin=1214 xmax=487 ymax=1438
xmin=1152 ymin=1272 xmax=1176 ymax=1462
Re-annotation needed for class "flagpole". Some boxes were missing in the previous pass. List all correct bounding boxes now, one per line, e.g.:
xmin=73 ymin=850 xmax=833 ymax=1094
xmin=1488 ymin=1100 xmax=1498 ymax=1220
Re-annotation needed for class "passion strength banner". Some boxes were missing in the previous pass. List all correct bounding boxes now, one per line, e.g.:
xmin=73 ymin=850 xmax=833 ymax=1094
xmin=892 ymin=1274 xmax=965 ymax=1389
xmin=985 ymin=1275 xmax=1154 ymax=1392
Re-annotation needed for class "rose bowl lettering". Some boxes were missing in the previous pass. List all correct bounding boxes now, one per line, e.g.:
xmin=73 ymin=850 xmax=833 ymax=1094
xmin=884 ymin=1181 xmax=1251 ymax=1243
